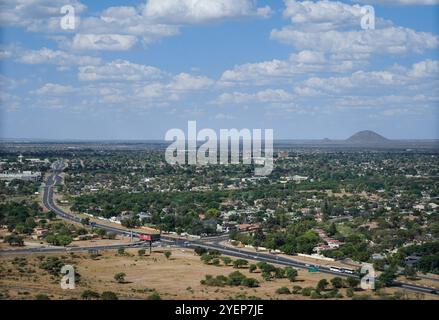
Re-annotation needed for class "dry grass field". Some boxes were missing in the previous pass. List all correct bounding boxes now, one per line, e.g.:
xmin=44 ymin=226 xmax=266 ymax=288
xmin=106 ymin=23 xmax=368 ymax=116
xmin=1 ymin=248 xmax=436 ymax=300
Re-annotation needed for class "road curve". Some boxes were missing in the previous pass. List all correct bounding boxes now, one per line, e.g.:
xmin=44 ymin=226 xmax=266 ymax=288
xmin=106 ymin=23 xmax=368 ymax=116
xmin=3 ymin=160 xmax=436 ymax=297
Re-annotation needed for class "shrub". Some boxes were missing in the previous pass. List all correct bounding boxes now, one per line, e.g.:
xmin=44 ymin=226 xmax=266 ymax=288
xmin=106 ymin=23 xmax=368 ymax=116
xmin=276 ymin=287 xmax=291 ymax=295
xmin=227 ymin=271 xmax=247 ymax=286
xmin=301 ymin=287 xmax=314 ymax=296
xmin=346 ymin=287 xmax=354 ymax=298
xmin=201 ymin=275 xmax=227 ymax=287
xmin=101 ymin=291 xmax=118 ymax=300
xmin=285 ymin=267 xmax=298 ymax=282
xmin=114 ymin=272 xmax=126 ymax=283
xmin=242 ymin=278 xmax=259 ymax=288
xmin=194 ymin=247 xmax=207 ymax=256
xmin=81 ymin=290 xmax=100 ymax=300
xmin=292 ymin=286 xmax=302 ymax=294
xmin=233 ymin=259 xmax=248 ymax=269
xmin=221 ymin=257 xmax=233 ymax=266
xmin=35 ymin=293 xmax=50 ymax=300
xmin=331 ymin=277 xmax=343 ymax=289
xmin=147 ymin=292 xmax=161 ymax=300
xmin=212 ymin=258 xmax=220 ymax=266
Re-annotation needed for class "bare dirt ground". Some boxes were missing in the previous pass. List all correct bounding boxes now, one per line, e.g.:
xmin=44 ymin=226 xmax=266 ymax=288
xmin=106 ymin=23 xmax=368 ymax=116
xmin=1 ymin=248 xmax=436 ymax=300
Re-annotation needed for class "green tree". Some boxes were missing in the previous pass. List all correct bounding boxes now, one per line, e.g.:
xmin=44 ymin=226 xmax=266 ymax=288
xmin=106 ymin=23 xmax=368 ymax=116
xmin=331 ymin=277 xmax=344 ymax=289
xmin=81 ymin=290 xmax=100 ymax=300
xmin=285 ymin=267 xmax=298 ymax=282
xmin=317 ymin=279 xmax=329 ymax=292
xmin=35 ymin=293 xmax=50 ymax=300
xmin=233 ymin=259 xmax=248 ymax=269
xmin=242 ymin=278 xmax=259 ymax=288
xmin=276 ymin=287 xmax=291 ymax=294
xmin=57 ymin=235 xmax=72 ymax=246
xmin=227 ymin=271 xmax=246 ymax=286
xmin=4 ymin=234 xmax=24 ymax=246
xmin=164 ymin=251 xmax=172 ymax=259
xmin=221 ymin=256 xmax=232 ymax=266
xmin=249 ymin=264 xmax=257 ymax=273
xmin=147 ymin=292 xmax=161 ymax=300
xmin=114 ymin=272 xmax=126 ymax=283
xmin=345 ymin=277 xmax=360 ymax=289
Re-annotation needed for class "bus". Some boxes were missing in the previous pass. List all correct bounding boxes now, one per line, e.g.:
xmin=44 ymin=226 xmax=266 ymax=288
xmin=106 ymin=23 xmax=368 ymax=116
xmin=329 ymin=266 xmax=343 ymax=273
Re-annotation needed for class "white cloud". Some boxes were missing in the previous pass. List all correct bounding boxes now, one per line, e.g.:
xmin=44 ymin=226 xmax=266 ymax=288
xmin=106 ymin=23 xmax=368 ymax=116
xmin=271 ymin=27 xmax=438 ymax=55
xmin=33 ymin=83 xmax=76 ymax=95
xmin=143 ymin=0 xmax=271 ymax=24
xmin=407 ymin=60 xmax=439 ymax=78
xmin=219 ymin=50 xmax=366 ymax=86
xmin=70 ymin=34 xmax=138 ymax=51
xmin=78 ymin=59 xmax=164 ymax=81
xmin=355 ymin=1 xmax=439 ymax=5
xmin=1 ymin=1 xmax=271 ymax=51
xmin=0 ymin=0 xmax=86 ymax=30
xmin=282 ymin=0 xmax=367 ymax=31
xmin=217 ymin=89 xmax=294 ymax=104
xmin=169 ymin=73 xmax=214 ymax=91
xmin=18 ymin=47 xmax=101 ymax=67
xmin=271 ymin=1 xmax=438 ymax=56
xmin=214 ymin=113 xmax=236 ymax=120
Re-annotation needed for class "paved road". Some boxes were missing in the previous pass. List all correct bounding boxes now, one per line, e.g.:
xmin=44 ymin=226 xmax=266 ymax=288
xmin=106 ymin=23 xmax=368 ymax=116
xmin=2 ymin=160 xmax=437 ymax=296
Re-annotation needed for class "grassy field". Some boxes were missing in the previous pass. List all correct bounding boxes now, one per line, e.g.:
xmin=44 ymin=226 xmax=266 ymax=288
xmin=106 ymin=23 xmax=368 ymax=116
xmin=0 ymin=248 xmax=436 ymax=300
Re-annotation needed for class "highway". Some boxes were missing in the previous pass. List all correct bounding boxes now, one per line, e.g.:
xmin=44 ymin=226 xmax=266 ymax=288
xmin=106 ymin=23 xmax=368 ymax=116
xmin=1 ymin=159 xmax=437 ymax=296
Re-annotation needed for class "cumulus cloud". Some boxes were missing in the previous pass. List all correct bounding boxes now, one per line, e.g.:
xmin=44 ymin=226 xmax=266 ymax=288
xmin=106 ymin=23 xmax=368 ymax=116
xmin=169 ymin=73 xmax=214 ymax=91
xmin=142 ymin=0 xmax=272 ymax=24
xmin=70 ymin=34 xmax=137 ymax=51
xmin=271 ymin=1 xmax=438 ymax=56
xmin=271 ymin=27 xmax=438 ymax=55
xmin=294 ymin=60 xmax=439 ymax=98
xmin=78 ymin=59 xmax=164 ymax=81
xmin=354 ymin=1 xmax=439 ymax=5
xmin=18 ymin=47 xmax=101 ymax=67
xmin=0 ymin=0 xmax=86 ymax=30
xmin=216 ymin=89 xmax=294 ymax=104
xmin=32 ymin=83 xmax=76 ymax=95
xmin=219 ymin=50 xmax=366 ymax=86
xmin=1 ymin=0 xmax=271 ymax=51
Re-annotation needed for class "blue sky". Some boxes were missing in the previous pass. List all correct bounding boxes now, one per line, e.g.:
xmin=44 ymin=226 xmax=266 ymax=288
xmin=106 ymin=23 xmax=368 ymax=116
xmin=0 ymin=0 xmax=438 ymax=140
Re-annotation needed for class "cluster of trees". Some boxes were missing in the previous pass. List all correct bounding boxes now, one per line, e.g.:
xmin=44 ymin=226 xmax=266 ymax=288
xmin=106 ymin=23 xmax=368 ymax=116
xmin=0 ymin=201 xmax=42 ymax=234
xmin=322 ymin=234 xmax=371 ymax=262
xmin=0 ymin=180 xmax=40 ymax=196
xmin=276 ymin=276 xmax=360 ymax=299
xmin=194 ymin=247 xmax=300 ymax=283
xmin=230 ymin=219 xmax=320 ymax=255
xmin=398 ymin=242 xmax=439 ymax=274
xmin=4 ymin=234 xmax=24 ymax=246
xmin=44 ymin=222 xmax=89 ymax=246
xmin=200 ymin=271 xmax=259 ymax=288
xmin=81 ymin=290 xmax=118 ymax=300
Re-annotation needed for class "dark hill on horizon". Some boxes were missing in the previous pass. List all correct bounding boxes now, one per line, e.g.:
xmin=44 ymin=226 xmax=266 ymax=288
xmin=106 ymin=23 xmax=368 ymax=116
xmin=346 ymin=130 xmax=389 ymax=143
